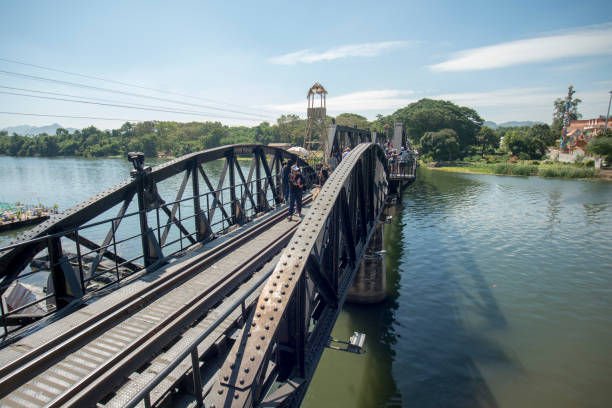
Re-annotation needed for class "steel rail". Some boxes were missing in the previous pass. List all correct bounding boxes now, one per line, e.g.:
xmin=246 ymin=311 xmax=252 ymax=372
xmin=46 ymin=212 xmax=304 ymax=408
xmin=0 ymin=196 xmax=311 ymax=396
xmin=123 ymin=265 xmax=277 ymax=408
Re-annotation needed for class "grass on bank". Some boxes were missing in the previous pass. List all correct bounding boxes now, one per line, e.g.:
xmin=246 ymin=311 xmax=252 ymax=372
xmin=429 ymin=160 xmax=600 ymax=179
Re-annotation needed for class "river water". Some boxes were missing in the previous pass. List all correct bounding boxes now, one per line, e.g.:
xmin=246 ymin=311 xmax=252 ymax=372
xmin=1 ymin=158 xmax=612 ymax=407
xmin=304 ymin=168 xmax=612 ymax=408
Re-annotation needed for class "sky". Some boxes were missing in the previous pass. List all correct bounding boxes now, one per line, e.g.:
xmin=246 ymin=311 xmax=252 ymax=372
xmin=0 ymin=0 xmax=611 ymax=130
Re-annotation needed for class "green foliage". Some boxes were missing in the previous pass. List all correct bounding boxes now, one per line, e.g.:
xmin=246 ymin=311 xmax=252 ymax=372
xmin=528 ymin=123 xmax=555 ymax=146
xmin=391 ymin=98 xmax=483 ymax=152
xmin=476 ymin=126 xmax=499 ymax=156
xmin=538 ymin=165 xmax=597 ymax=178
xmin=586 ymin=132 xmax=612 ymax=162
xmin=492 ymin=163 xmax=538 ymax=176
xmin=334 ymin=113 xmax=370 ymax=130
xmin=420 ymin=128 xmax=460 ymax=161
xmin=552 ymin=89 xmax=582 ymax=131
xmin=503 ymin=129 xmax=546 ymax=159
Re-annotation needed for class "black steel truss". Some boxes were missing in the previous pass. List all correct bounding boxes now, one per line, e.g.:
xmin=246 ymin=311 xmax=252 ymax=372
xmin=0 ymin=145 xmax=312 ymax=324
xmin=207 ymin=142 xmax=389 ymax=407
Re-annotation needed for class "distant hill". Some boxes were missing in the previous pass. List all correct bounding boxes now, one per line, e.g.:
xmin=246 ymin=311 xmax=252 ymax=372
xmin=484 ymin=120 xmax=545 ymax=130
xmin=1 ymin=123 xmax=77 ymax=136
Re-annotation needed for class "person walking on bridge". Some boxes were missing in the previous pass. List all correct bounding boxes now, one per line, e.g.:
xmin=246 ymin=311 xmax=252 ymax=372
xmin=287 ymin=165 xmax=304 ymax=221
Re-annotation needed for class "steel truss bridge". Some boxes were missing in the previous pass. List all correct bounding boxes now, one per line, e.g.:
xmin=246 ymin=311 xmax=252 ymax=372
xmin=0 ymin=128 xmax=416 ymax=407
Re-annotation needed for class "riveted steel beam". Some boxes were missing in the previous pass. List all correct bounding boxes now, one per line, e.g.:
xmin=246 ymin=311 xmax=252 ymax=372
xmin=206 ymin=143 xmax=388 ymax=408
xmin=0 ymin=145 xmax=306 ymax=300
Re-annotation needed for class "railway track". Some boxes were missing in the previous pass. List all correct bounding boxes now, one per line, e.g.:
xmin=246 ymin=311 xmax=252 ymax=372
xmin=0 ymin=198 xmax=311 ymax=408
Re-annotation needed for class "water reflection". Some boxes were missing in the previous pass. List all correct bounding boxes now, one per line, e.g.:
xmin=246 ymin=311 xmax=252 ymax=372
xmin=547 ymin=190 xmax=562 ymax=232
xmin=396 ymin=175 xmax=519 ymax=408
xmin=304 ymin=204 xmax=403 ymax=408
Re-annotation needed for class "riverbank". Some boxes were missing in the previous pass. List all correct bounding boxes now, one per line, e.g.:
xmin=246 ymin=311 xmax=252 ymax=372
xmin=425 ymin=161 xmax=610 ymax=180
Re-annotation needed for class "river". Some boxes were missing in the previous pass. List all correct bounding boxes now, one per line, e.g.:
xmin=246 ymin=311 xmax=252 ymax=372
xmin=304 ymin=168 xmax=612 ymax=408
xmin=1 ymin=157 xmax=612 ymax=407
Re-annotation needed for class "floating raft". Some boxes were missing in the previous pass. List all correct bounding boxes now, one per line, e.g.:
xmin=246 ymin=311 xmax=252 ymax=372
xmin=0 ymin=202 xmax=54 ymax=233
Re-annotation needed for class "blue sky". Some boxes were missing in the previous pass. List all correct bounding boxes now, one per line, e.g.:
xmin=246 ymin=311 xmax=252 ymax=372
xmin=1 ymin=0 xmax=611 ymax=130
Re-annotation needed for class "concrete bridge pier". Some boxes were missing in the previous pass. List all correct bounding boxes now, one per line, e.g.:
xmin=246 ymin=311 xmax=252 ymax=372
xmin=347 ymin=203 xmax=399 ymax=303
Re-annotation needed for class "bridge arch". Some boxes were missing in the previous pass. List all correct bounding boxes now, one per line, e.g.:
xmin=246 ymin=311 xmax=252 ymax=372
xmin=0 ymin=144 xmax=312 ymax=319
xmin=208 ymin=142 xmax=389 ymax=407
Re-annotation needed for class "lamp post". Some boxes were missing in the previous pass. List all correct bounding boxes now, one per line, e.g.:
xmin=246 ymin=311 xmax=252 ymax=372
xmin=605 ymin=90 xmax=612 ymax=135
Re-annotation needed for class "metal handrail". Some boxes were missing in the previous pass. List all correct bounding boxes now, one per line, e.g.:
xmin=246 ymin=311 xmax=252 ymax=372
xmin=124 ymin=265 xmax=275 ymax=408
xmin=0 ymin=165 xmax=314 ymax=334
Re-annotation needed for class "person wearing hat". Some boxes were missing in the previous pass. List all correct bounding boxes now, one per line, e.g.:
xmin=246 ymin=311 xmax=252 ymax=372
xmin=287 ymin=165 xmax=304 ymax=221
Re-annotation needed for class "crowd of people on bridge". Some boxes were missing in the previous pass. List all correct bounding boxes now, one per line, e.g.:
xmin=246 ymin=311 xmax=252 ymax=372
xmin=281 ymin=139 xmax=414 ymax=222
xmin=383 ymin=141 xmax=413 ymax=175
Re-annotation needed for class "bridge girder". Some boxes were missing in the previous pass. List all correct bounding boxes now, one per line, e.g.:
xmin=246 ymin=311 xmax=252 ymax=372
xmin=207 ymin=142 xmax=389 ymax=408
xmin=0 ymin=145 xmax=311 ymax=312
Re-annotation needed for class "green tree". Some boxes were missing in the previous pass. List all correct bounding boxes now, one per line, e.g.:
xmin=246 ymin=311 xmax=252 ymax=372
xmin=503 ymin=129 xmax=546 ymax=159
xmin=420 ymin=128 xmax=460 ymax=161
xmin=587 ymin=130 xmax=612 ymax=163
xmin=528 ymin=123 xmax=555 ymax=146
xmin=334 ymin=113 xmax=370 ymax=130
xmin=391 ymin=99 xmax=483 ymax=153
xmin=552 ymin=88 xmax=582 ymax=131
xmin=476 ymin=126 xmax=499 ymax=156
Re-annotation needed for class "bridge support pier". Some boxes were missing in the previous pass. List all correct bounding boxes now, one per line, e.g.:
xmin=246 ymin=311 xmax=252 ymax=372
xmin=346 ymin=203 xmax=398 ymax=304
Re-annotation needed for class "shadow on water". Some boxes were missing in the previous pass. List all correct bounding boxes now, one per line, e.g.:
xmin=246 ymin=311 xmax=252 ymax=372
xmin=395 ymin=169 xmax=524 ymax=408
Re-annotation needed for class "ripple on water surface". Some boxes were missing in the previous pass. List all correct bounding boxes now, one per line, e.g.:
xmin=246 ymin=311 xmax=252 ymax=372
xmin=306 ymin=169 xmax=612 ymax=408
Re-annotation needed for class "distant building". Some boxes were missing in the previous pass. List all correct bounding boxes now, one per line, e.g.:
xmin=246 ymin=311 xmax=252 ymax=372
xmin=566 ymin=116 xmax=611 ymax=145
xmin=548 ymin=116 xmax=609 ymax=168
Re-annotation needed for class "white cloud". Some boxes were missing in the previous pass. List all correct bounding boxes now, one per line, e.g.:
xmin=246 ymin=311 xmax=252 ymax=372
xmin=263 ymin=89 xmax=416 ymax=114
xmin=430 ymin=23 xmax=612 ymax=71
xmin=431 ymin=88 xmax=559 ymax=107
xmin=263 ymin=87 xmax=612 ymax=124
xmin=269 ymin=41 xmax=413 ymax=65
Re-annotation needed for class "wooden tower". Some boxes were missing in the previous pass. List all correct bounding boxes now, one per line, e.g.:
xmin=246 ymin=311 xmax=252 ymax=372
xmin=304 ymin=82 xmax=328 ymax=151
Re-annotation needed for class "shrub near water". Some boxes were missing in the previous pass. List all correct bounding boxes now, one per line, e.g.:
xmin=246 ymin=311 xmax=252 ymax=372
xmin=538 ymin=165 xmax=597 ymax=178
xmin=492 ymin=163 xmax=538 ymax=176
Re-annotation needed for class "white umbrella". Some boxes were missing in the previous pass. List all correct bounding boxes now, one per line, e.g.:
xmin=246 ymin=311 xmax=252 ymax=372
xmin=287 ymin=146 xmax=310 ymax=158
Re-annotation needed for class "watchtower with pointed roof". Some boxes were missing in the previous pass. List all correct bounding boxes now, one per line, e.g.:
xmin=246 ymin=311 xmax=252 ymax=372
xmin=304 ymin=82 xmax=328 ymax=151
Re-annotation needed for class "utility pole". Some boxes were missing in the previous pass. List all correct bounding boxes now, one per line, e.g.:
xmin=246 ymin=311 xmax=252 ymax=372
xmin=605 ymin=90 xmax=612 ymax=135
